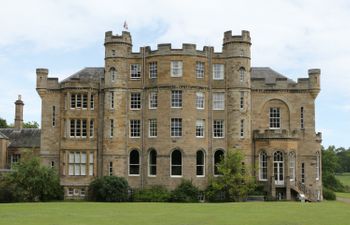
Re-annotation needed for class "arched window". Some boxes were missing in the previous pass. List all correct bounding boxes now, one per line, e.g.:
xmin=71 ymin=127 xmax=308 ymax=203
xmin=259 ymin=151 xmax=267 ymax=181
xmin=289 ymin=152 xmax=296 ymax=181
xmin=110 ymin=67 xmax=116 ymax=82
xmin=171 ymin=150 xmax=182 ymax=176
xmin=274 ymin=151 xmax=284 ymax=185
xmin=196 ymin=150 xmax=205 ymax=177
xmin=316 ymin=152 xmax=320 ymax=180
xmin=239 ymin=67 xmax=245 ymax=83
xmin=129 ymin=149 xmax=140 ymax=175
xmin=149 ymin=149 xmax=157 ymax=176
xmin=214 ymin=149 xmax=224 ymax=175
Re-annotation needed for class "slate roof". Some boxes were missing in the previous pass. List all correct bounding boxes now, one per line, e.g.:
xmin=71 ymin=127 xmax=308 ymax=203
xmin=61 ymin=67 xmax=104 ymax=83
xmin=0 ymin=128 xmax=40 ymax=148
xmin=0 ymin=131 xmax=9 ymax=139
xmin=251 ymin=67 xmax=295 ymax=84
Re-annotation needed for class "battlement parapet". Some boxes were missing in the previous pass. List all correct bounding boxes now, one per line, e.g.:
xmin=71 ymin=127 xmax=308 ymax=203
xmin=223 ymin=30 xmax=251 ymax=45
xmin=104 ymin=31 xmax=132 ymax=46
xmin=143 ymin=43 xmax=212 ymax=57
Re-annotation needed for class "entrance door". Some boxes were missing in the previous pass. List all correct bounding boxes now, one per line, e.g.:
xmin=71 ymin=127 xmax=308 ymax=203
xmin=274 ymin=151 xmax=284 ymax=185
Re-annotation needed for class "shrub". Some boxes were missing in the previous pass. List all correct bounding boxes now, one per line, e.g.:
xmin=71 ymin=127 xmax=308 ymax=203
xmin=323 ymin=188 xmax=336 ymax=200
xmin=170 ymin=180 xmax=200 ymax=202
xmin=133 ymin=185 xmax=170 ymax=202
xmin=205 ymin=183 xmax=229 ymax=202
xmin=323 ymin=173 xmax=344 ymax=192
xmin=88 ymin=176 xmax=129 ymax=202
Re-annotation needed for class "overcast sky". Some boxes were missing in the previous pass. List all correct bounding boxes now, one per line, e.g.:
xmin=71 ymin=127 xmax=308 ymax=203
xmin=0 ymin=0 xmax=349 ymax=148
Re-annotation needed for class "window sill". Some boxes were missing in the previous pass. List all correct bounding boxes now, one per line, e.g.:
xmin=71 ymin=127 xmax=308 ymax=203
xmin=170 ymin=175 xmax=183 ymax=178
xmin=128 ymin=174 xmax=140 ymax=177
xmin=196 ymin=175 xmax=205 ymax=178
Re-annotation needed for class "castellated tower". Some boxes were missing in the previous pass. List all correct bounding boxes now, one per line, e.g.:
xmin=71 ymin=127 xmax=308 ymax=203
xmin=222 ymin=31 xmax=252 ymax=164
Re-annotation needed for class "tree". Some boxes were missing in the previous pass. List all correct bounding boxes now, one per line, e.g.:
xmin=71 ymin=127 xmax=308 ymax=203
xmin=23 ymin=121 xmax=39 ymax=128
xmin=88 ymin=176 xmax=129 ymax=202
xmin=207 ymin=149 xmax=256 ymax=202
xmin=322 ymin=145 xmax=344 ymax=192
xmin=0 ymin=157 xmax=63 ymax=202
xmin=0 ymin=118 xmax=9 ymax=128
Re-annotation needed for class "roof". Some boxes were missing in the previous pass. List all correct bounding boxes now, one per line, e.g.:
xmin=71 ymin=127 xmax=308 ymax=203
xmin=0 ymin=131 xmax=9 ymax=139
xmin=61 ymin=67 xmax=104 ymax=83
xmin=251 ymin=67 xmax=295 ymax=84
xmin=0 ymin=128 xmax=40 ymax=148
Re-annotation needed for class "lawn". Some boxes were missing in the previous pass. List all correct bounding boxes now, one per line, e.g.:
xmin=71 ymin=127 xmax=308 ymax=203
xmin=0 ymin=202 xmax=350 ymax=225
xmin=336 ymin=192 xmax=350 ymax=199
xmin=336 ymin=173 xmax=350 ymax=186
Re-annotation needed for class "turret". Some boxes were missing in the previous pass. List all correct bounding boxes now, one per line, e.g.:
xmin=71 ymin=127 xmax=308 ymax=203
xmin=36 ymin=68 xmax=49 ymax=96
xmin=308 ymin=69 xmax=321 ymax=98
xmin=104 ymin=31 xmax=132 ymax=58
xmin=14 ymin=95 xmax=24 ymax=130
xmin=223 ymin=30 xmax=251 ymax=58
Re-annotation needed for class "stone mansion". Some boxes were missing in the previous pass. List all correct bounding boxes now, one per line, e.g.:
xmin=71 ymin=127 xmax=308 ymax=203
xmin=31 ymin=29 xmax=323 ymax=200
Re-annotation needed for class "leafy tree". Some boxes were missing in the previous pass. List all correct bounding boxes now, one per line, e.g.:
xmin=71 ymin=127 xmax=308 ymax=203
xmin=23 ymin=121 xmax=39 ymax=128
xmin=322 ymin=145 xmax=344 ymax=192
xmin=1 ymin=157 xmax=63 ymax=202
xmin=207 ymin=149 xmax=256 ymax=202
xmin=0 ymin=118 xmax=9 ymax=128
xmin=170 ymin=180 xmax=200 ymax=202
xmin=88 ymin=176 xmax=129 ymax=202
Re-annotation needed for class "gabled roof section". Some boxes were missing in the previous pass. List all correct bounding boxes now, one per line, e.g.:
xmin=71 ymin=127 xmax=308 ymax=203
xmin=251 ymin=67 xmax=295 ymax=84
xmin=0 ymin=128 xmax=40 ymax=148
xmin=61 ymin=67 xmax=104 ymax=83
xmin=0 ymin=130 xmax=9 ymax=139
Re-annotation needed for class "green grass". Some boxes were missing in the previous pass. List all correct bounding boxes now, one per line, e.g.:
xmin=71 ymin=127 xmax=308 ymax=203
xmin=336 ymin=192 xmax=350 ymax=199
xmin=1 ymin=202 xmax=350 ymax=225
xmin=336 ymin=173 xmax=350 ymax=186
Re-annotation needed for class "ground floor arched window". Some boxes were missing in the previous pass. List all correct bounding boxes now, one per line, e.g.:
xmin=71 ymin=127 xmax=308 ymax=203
xmin=274 ymin=151 xmax=284 ymax=185
xmin=171 ymin=150 xmax=182 ymax=176
xmin=214 ymin=149 xmax=224 ymax=175
xmin=196 ymin=150 xmax=205 ymax=176
xmin=259 ymin=151 xmax=267 ymax=181
xmin=129 ymin=149 xmax=140 ymax=175
xmin=148 ymin=149 xmax=157 ymax=176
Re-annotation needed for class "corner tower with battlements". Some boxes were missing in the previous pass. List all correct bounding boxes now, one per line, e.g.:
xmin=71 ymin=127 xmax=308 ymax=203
xmin=36 ymin=29 xmax=322 ymax=201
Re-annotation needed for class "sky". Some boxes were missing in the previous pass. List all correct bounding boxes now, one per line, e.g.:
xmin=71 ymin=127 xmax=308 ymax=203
xmin=0 ymin=0 xmax=349 ymax=148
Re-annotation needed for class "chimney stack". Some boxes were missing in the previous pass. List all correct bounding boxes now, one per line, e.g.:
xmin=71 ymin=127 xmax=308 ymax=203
xmin=14 ymin=95 xmax=24 ymax=130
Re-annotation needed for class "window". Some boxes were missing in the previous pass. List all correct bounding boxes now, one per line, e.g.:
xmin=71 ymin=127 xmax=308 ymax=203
xmin=301 ymin=162 xmax=305 ymax=184
xmin=301 ymin=107 xmax=304 ymax=129
xmin=10 ymin=154 xmax=21 ymax=167
xmin=214 ymin=150 xmax=224 ymax=175
xmin=213 ymin=120 xmax=224 ymax=138
xmin=316 ymin=152 xmax=320 ymax=180
xmin=196 ymin=150 xmax=205 ymax=176
xmin=149 ymin=150 xmax=157 ymax=176
xmin=70 ymin=119 xmax=87 ymax=138
xmin=110 ymin=91 xmax=114 ymax=109
xmin=130 ymin=64 xmax=141 ymax=79
xmin=239 ymin=68 xmax=245 ymax=83
xmin=171 ymin=118 xmax=182 ymax=137
xmin=90 ymin=94 xmax=94 ymax=110
xmin=70 ymin=93 xmax=88 ymax=109
xmin=149 ymin=62 xmax=157 ymax=79
xmin=149 ymin=91 xmax=158 ymax=109
xmin=89 ymin=152 xmax=94 ymax=176
xmin=68 ymin=188 xmax=74 ymax=196
xmin=171 ymin=61 xmax=183 ymax=77
xmin=259 ymin=151 xmax=267 ymax=181
xmin=68 ymin=152 xmax=87 ymax=176
xmin=269 ymin=107 xmax=280 ymax=129
xmin=171 ymin=90 xmax=182 ymax=108
xmin=111 ymin=50 xmax=116 ymax=56
xmin=130 ymin=120 xmax=141 ymax=137
xmin=80 ymin=188 xmax=86 ymax=196
xmin=196 ymin=119 xmax=205 ymax=138
xmin=171 ymin=150 xmax=182 ymax=176
xmin=289 ymin=152 xmax=296 ymax=181
xmin=89 ymin=120 xmax=94 ymax=138
xmin=240 ymin=49 xmax=244 ymax=57
xmin=129 ymin=150 xmax=140 ymax=175
xmin=240 ymin=119 xmax=244 ymax=138
xmin=213 ymin=93 xmax=224 ymax=110
xmin=52 ymin=106 xmax=56 ymax=127
xmin=130 ymin=92 xmax=141 ymax=109
xmin=240 ymin=91 xmax=244 ymax=110
xmin=109 ymin=119 xmax=114 ymax=137
xmin=196 ymin=62 xmax=204 ymax=78
xmin=274 ymin=151 xmax=284 ymax=185
xmin=109 ymin=162 xmax=113 ymax=176
xmin=196 ymin=92 xmax=204 ymax=109
xmin=213 ymin=64 xmax=224 ymax=80
xmin=51 ymin=161 xmax=55 ymax=168
xmin=149 ymin=119 xmax=157 ymax=137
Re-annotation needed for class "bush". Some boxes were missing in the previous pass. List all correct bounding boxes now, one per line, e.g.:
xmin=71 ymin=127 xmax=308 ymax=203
xmin=133 ymin=185 xmax=170 ymax=202
xmin=88 ymin=176 xmax=129 ymax=202
xmin=205 ymin=183 xmax=229 ymax=202
xmin=323 ymin=188 xmax=336 ymax=200
xmin=170 ymin=180 xmax=200 ymax=202
xmin=323 ymin=173 xmax=344 ymax=192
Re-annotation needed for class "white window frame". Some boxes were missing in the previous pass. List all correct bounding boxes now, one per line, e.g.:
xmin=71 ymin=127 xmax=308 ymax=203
xmin=196 ymin=92 xmax=204 ymax=109
xmin=69 ymin=119 xmax=87 ymax=138
xmin=289 ymin=152 xmax=296 ymax=181
xmin=149 ymin=62 xmax=157 ymax=79
xmin=171 ymin=61 xmax=183 ymax=77
xmin=196 ymin=150 xmax=205 ymax=177
xmin=89 ymin=151 xmax=94 ymax=176
xmin=213 ymin=120 xmax=224 ymax=138
xmin=213 ymin=64 xmax=224 ymax=80
xmin=129 ymin=150 xmax=140 ymax=176
xmin=196 ymin=61 xmax=204 ymax=78
xmin=171 ymin=118 xmax=182 ymax=137
xmin=130 ymin=92 xmax=141 ymax=110
xmin=130 ymin=64 xmax=141 ymax=80
xmin=213 ymin=93 xmax=225 ymax=110
xmin=149 ymin=119 xmax=157 ymax=138
xmin=89 ymin=119 xmax=94 ymax=138
xmin=239 ymin=68 xmax=245 ymax=83
xmin=270 ymin=107 xmax=281 ymax=129
xmin=196 ymin=119 xmax=205 ymax=138
xmin=68 ymin=151 xmax=88 ymax=176
xmin=171 ymin=90 xmax=182 ymax=108
xmin=259 ymin=151 xmax=268 ymax=181
xmin=148 ymin=150 xmax=157 ymax=177
xmin=149 ymin=91 xmax=158 ymax=109
xmin=130 ymin=120 xmax=141 ymax=138
xmin=170 ymin=150 xmax=182 ymax=177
